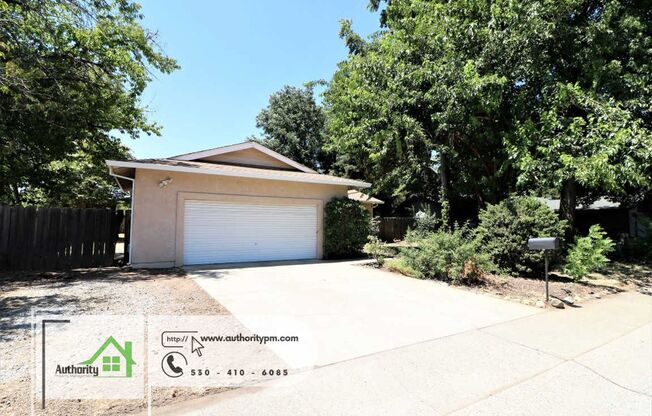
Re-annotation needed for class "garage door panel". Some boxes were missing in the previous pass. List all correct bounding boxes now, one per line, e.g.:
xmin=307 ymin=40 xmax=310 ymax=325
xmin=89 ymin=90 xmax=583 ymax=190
xmin=183 ymin=200 xmax=317 ymax=265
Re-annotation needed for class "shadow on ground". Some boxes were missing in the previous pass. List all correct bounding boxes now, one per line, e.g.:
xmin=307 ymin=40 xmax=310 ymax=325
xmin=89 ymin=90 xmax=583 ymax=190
xmin=590 ymin=261 xmax=652 ymax=292
xmin=0 ymin=267 xmax=188 ymax=342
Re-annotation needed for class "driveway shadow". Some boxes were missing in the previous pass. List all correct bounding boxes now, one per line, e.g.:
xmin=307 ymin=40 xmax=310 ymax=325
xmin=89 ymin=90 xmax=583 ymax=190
xmin=184 ymin=258 xmax=366 ymax=272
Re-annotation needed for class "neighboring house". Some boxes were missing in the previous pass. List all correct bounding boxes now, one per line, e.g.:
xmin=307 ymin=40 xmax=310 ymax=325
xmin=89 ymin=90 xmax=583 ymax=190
xmin=81 ymin=336 xmax=135 ymax=378
xmin=107 ymin=142 xmax=370 ymax=267
xmin=347 ymin=190 xmax=384 ymax=216
xmin=537 ymin=197 xmax=638 ymax=238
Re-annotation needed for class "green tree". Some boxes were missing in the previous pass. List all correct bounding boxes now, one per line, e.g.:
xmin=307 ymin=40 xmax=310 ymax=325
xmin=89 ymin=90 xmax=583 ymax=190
xmin=253 ymin=83 xmax=332 ymax=172
xmin=326 ymin=0 xmax=652 ymax=228
xmin=502 ymin=0 xmax=652 ymax=235
xmin=325 ymin=2 xmax=517 ymax=222
xmin=0 ymin=0 xmax=178 ymax=206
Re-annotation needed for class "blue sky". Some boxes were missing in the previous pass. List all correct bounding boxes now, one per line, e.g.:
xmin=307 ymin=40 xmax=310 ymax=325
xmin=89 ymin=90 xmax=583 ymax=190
xmin=124 ymin=1 xmax=381 ymax=159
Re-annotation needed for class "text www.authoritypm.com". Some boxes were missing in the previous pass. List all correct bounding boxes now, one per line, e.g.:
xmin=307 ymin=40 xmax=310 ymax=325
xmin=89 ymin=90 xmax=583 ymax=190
xmin=199 ymin=334 xmax=299 ymax=345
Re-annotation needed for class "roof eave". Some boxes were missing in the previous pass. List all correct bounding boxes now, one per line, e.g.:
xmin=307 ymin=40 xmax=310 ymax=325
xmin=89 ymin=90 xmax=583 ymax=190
xmin=106 ymin=160 xmax=370 ymax=188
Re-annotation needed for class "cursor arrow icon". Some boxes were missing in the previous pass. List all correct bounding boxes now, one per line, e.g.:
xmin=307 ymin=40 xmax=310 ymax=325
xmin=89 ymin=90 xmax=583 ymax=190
xmin=191 ymin=336 xmax=204 ymax=357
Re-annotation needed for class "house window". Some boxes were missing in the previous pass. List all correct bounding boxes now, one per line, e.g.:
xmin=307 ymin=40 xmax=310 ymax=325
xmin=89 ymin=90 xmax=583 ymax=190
xmin=102 ymin=356 xmax=121 ymax=372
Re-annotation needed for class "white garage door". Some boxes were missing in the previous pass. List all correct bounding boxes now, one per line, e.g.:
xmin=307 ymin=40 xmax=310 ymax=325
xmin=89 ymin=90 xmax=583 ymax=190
xmin=183 ymin=200 xmax=318 ymax=265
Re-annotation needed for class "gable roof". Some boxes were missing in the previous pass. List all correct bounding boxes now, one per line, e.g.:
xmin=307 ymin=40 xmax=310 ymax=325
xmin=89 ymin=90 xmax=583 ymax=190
xmin=170 ymin=141 xmax=317 ymax=173
xmin=107 ymin=158 xmax=370 ymax=189
xmin=348 ymin=190 xmax=384 ymax=204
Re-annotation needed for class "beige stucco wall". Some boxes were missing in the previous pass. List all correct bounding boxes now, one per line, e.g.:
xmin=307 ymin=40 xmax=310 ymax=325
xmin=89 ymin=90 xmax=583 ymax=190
xmin=131 ymin=169 xmax=348 ymax=268
xmin=199 ymin=148 xmax=292 ymax=169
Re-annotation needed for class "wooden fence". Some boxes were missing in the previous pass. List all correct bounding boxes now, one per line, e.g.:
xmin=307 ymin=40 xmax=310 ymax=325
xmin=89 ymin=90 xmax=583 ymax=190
xmin=378 ymin=217 xmax=414 ymax=242
xmin=0 ymin=206 xmax=125 ymax=271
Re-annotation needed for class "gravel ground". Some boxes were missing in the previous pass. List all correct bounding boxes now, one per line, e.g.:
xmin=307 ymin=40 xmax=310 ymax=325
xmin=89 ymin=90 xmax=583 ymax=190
xmin=0 ymin=268 xmax=230 ymax=415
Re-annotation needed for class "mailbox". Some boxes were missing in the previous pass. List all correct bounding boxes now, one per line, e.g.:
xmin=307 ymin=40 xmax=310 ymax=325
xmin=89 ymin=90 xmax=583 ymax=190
xmin=527 ymin=237 xmax=560 ymax=251
xmin=527 ymin=237 xmax=560 ymax=302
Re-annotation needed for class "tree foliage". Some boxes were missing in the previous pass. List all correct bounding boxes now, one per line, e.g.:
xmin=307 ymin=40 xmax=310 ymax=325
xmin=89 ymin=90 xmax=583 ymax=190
xmin=325 ymin=0 xmax=652 ymax=222
xmin=0 ymin=0 xmax=178 ymax=206
xmin=253 ymin=83 xmax=331 ymax=172
xmin=325 ymin=1 xmax=519 ymax=216
xmin=499 ymin=0 xmax=652 ymax=232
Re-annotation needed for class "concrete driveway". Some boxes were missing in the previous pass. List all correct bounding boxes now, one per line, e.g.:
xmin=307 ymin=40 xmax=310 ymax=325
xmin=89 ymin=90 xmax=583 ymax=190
xmin=173 ymin=261 xmax=652 ymax=416
xmin=189 ymin=260 xmax=538 ymax=366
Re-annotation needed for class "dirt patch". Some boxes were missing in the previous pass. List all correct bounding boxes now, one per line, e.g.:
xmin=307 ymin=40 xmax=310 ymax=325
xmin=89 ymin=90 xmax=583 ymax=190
xmin=380 ymin=260 xmax=651 ymax=308
xmin=0 ymin=267 xmax=230 ymax=415
xmin=464 ymin=273 xmax=622 ymax=307
xmin=470 ymin=261 xmax=652 ymax=307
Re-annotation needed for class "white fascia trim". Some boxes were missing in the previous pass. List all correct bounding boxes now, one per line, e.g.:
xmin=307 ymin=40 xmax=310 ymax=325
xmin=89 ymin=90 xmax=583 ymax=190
xmin=170 ymin=142 xmax=318 ymax=174
xmin=106 ymin=160 xmax=371 ymax=188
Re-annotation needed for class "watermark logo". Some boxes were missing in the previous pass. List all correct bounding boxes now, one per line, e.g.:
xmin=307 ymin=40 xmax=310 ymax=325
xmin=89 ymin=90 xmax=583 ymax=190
xmin=36 ymin=315 xmax=145 ymax=404
xmin=78 ymin=336 xmax=136 ymax=378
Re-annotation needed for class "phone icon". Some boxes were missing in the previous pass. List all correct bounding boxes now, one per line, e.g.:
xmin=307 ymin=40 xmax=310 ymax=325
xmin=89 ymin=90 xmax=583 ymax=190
xmin=161 ymin=352 xmax=187 ymax=378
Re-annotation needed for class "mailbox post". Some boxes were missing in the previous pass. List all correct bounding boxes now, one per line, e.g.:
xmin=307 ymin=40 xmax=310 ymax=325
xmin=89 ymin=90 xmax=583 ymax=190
xmin=527 ymin=237 xmax=560 ymax=302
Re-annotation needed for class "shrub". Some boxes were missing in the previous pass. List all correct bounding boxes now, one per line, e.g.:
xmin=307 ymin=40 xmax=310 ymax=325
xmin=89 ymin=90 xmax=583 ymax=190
xmin=564 ymin=225 xmax=615 ymax=280
xmin=363 ymin=235 xmax=391 ymax=266
xmin=414 ymin=207 xmax=440 ymax=234
xmin=475 ymin=196 xmax=567 ymax=275
xmin=324 ymin=197 xmax=372 ymax=258
xmin=401 ymin=227 xmax=493 ymax=284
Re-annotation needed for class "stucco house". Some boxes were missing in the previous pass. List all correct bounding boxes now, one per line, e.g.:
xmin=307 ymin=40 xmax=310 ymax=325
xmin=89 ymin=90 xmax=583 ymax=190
xmin=106 ymin=142 xmax=371 ymax=268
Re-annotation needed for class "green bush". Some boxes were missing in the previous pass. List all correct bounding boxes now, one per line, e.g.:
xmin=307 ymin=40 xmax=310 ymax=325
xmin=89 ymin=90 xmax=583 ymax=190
xmin=402 ymin=227 xmax=493 ymax=284
xmin=414 ymin=207 xmax=440 ymax=234
xmin=475 ymin=196 xmax=567 ymax=275
xmin=564 ymin=225 xmax=615 ymax=280
xmin=363 ymin=235 xmax=391 ymax=266
xmin=324 ymin=198 xmax=372 ymax=258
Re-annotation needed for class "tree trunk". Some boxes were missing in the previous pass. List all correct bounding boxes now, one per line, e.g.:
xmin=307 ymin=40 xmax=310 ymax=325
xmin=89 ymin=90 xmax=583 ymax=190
xmin=559 ymin=178 xmax=577 ymax=241
xmin=439 ymin=149 xmax=451 ymax=230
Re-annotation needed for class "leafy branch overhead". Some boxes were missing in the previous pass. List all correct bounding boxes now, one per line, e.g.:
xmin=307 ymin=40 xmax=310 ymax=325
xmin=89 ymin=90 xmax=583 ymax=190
xmin=0 ymin=0 xmax=179 ymax=206
xmin=324 ymin=0 xmax=651 ymax=229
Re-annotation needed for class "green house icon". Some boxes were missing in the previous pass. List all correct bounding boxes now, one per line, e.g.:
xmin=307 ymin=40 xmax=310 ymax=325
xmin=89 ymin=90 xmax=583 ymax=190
xmin=81 ymin=336 xmax=136 ymax=377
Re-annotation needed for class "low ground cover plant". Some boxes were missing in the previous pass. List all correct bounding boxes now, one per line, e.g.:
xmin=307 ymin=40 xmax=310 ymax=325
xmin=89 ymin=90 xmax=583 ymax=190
xmin=564 ymin=225 xmax=615 ymax=280
xmin=384 ymin=257 xmax=417 ymax=276
xmin=474 ymin=196 xmax=567 ymax=275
